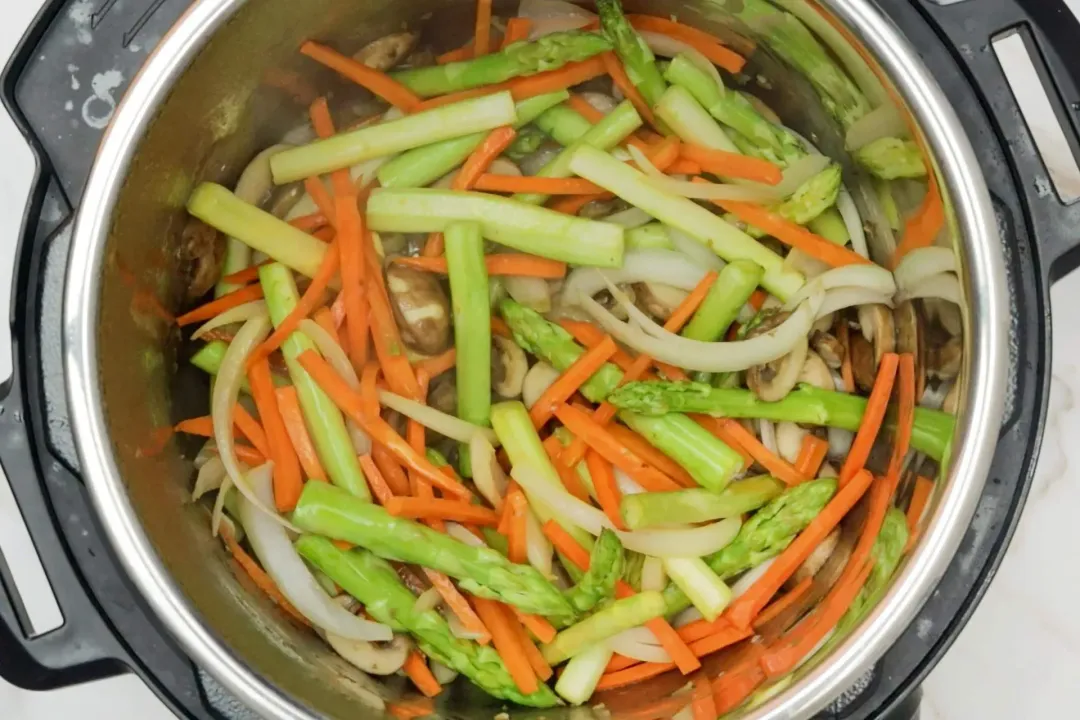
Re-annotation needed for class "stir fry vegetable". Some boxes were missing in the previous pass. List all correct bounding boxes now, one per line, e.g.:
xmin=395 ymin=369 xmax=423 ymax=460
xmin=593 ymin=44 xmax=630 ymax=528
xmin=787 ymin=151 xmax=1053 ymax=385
xmin=173 ymin=0 xmax=959 ymax=709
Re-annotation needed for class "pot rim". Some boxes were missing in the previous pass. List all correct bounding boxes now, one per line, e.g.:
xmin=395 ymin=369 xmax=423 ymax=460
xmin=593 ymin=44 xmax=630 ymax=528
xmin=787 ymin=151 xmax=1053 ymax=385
xmin=63 ymin=1 xmax=1008 ymax=718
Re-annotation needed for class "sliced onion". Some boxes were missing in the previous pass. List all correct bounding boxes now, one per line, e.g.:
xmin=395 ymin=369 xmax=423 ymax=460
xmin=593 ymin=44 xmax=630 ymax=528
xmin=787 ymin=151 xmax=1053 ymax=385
xmin=776 ymin=422 xmax=807 ymax=464
xmin=605 ymin=206 xmax=653 ymax=229
xmin=299 ymin=319 xmax=372 ymax=454
xmin=668 ymin=227 xmax=725 ymax=271
xmin=522 ymin=362 xmax=561 ymax=410
xmin=414 ymin=587 xmax=442 ymax=613
xmin=379 ymin=391 xmax=500 ymax=445
xmin=504 ymin=275 xmax=553 ymax=313
xmin=730 ymin=557 xmax=776 ymax=600
xmin=759 ymin=419 xmax=778 ymax=455
xmin=828 ymin=427 xmax=854 ymax=459
xmin=628 ymin=144 xmax=782 ymax=202
xmin=768 ymin=154 xmax=832 ymax=198
xmin=211 ymin=475 xmax=233 ymax=537
xmin=240 ymin=463 xmax=393 ymax=641
xmin=211 ymin=314 xmax=295 ymax=528
xmin=432 ymin=661 xmax=459 ymax=685
xmin=580 ymin=92 xmax=620 ymax=116
xmin=512 ymin=465 xmax=611 ymax=536
xmin=446 ymin=522 xmax=488 ymax=548
xmin=519 ymin=144 xmax=562 ymax=176
xmin=817 ymin=288 xmax=894 ymax=320
xmin=784 ymin=248 xmax=829 ymax=279
xmin=672 ymin=606 xmax=703 ymax=628
xmin=350 ymin=156 xmax=392 ymax=187
xmin=326 ymin=633 xmax=409 ymax=676
xmin=615 ymin=517 xmax=742 ymax=557
xmin=581 ymin=291 xmax=822 ymax=373
xmin=448 ymin=612 xmax=487 ymax=640
xmin=844 ymin=104 xmax=908 ymax=151
xmin=610 ymin=627 xmax=672 ymax=663
xmin=525 ymin=507 xmax=554 ymax=578
xmin=194 ymin=439 xmax=217 ymax=470
xmin=641 ymin=33 xmax=724 ymax=93
xmin=784 ymin=265 xmax=896 ymax=311
xmin=837 ymin=187 xmax=869 ymax=259
xmin=614 ymin=468 xmax=645 ymax=496
xmin=470 ymin=434 xmax=508 ymax=509
xmin=896 ymin=271 xmax=961 ymax=305
xmin=894 ymin=247 xmax=957 ymax=293
xmin=192 ymin=301 xmax=268 ymax=340
xmin=193 ymin=456 xmax=228 ymax=501
xmin=641 ymin=556 xmax=667 ymax=593
xmin=561 ymin=249 xmax=710 ymax=306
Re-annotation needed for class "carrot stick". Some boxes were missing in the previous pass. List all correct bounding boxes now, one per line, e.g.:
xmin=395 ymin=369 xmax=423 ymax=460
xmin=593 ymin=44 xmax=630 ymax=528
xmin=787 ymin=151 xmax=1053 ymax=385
xmin=752 ymin=576 xmax=813 ymax=630
xmin=385 ymin=497 xmax=500 ymax=526
xmin=724 ymin=468 xmax=874 ymax=629
xmin=372 ymin=444 xmax=411 ymax=496
xmin=839 ymin=353 xmax=899 ymax=487
xmin=415 ymin=348 xmax=457 ymax=378
xmin=289 ymin=211 xmax=328 ymax=232
xmin=387 ymin=698 xmax=435 ymax=720
xmin=507 ymin=56 xmax=607 ymax=100
xmin=515 ymin=618 xmax=555 ymax=681
xmin=884 ymin=353 xmax=916 ymax=497
xmin=501 ymin=18 xmax=532 ymax=49
xmin=300 ymin=41 xmax=422 ymax=112
xmin=514 ymin=609 xmax=557 ymax=644
xmin=560 ymin=320 xmax=639 ymax=371
xmin=686 ymin=623 xmax=754 ymax=658
xmin=548 ymin=192 xmax=614 ymax=215
xmin=688 ymin=415 xmax=753 ymax=471
xmin=680 ymin=143 xmax=782 ymax=184
xmin=249 ymin=359 xmax=304 ymax=511
xmin=423 ymin=126 xmax=517 ymax=256
xmin=175 ymin=284 xmax=264 ymax=326
xmin=794 ymin=434 xmax=829 ymax=481
xmin=403 ymin=652 xmax=443 ymax=697
xmin=437 ymin=43 xmax=473 ymax=64
xmin=601 ymin=51 xmax=657 ymax=127
xmin=837 ymin=322 xmax=856 ymax=393
xmin=644 ymin=136 xmax=682 ymax=172
xmin=490 ymin=316 xmax=511 ymax=338
xmin=392 ymin=254 xmax=567 ymax=278
xmin=506 ymin=484 xmax=529 ymax=563
xmin=472 ymin=174 xmax=605 ymax=195
xmin=718 ymin=419 xmax=805 ymax=486
xmin=297 ymin=350 xmax=472 ymax=499
xmin=530 ymin=336 xmax=618 ymax=429
xmin=905 ymin=475 xmax=934 ymax=552
xmin=232 ymin=405 xmax=271 ymax=459
xmin=474 ymin=0 xmax=493 ymax=56
xmin=666 ymin=158 xmax=702 ymax=175
xmin=423 ymin=571 xmax=492 ymax=645
xmin=691 ymin=672 xmax=718 ymax=720
xmin=892 ymin=171 xmax=943 ymax=268
xmin=472 ymin=597 xmax=539 ymax=693
xmin=711 ymin=645 xmax=766 ymax=714
xmin=362 ymin=236 xmax=421 ymax=399
xmin=337 ymin=187 xmax=373 ymax=376
xmin=586 ymin=450 xmax=627 ymax=530
xmin=625 ymin=15 xmax=747 ymax=73
xmin=597 ymin=661 xmax=676 ymax=691
xmin=605 ymin=654 xmax=639 ymax=673
xmin=281 ymin=389 xmax=330 ymax=482
xmin=302 ymin=176 xmax=337 ymax=224
xmin=541 ymin=436 xmax=592 ymax=502
xmin=606 ymin=424 xmax=697 ymax=489
xmin=218 ymin=263 xmax=268 ymax=286
xmin=567 ymin=93 xmax=605 ymax=122
xmin=357 ymin=454 xmax=396 ymax=505
xmin=223 ymin=532 xmax=310 ymax=626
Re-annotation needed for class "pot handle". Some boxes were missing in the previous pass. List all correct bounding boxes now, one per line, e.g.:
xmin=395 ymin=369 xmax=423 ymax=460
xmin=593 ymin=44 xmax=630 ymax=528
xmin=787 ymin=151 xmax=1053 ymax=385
xmin=916 ymin=0 xmax=1080 ymax=283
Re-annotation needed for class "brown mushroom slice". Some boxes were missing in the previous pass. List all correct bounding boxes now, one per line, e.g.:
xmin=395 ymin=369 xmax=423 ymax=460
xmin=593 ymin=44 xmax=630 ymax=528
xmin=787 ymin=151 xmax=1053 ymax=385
xmin=817 ymin=461 xmax=838 ymax=479
xmin=504 ymin=275 xmax=553 ymax=313
xmin=858 ymin=304 xmax=896 ymax=366
xmin=791 ymin=529 xmax=841 ymax=585
xmin=492 ymin=335 xmax=528 ymax=399
xmin=353 ymin=32 xmax=418 ymax=71
xmin=894 ymin=300 xmax=927 ymax=400
xmin=811 ymin=330 xmax=845 ymax=369
xmin=812 ymin=310 xmax=836 ymax=335
xmin=943 ymin=380 xmax=960 ymax=415
xmin=746 ymin=312 xmax=810 ymax=402
xmin=179 ymin=218 xmax=225 ymax=302
xmin=385 ymin=264 xmax=452 ymax=356
xmin=427 ymin=372 xmax=457 ymax=416
xmin=849 ymin=329 xmax=877 ymax=393
xmin=776 ymin=421 xmax=808 ymax=464
xmin=633 ymin=282 xmax=689 ymax=322
xmin=522 ymin=362 xmax=561 ymax=410
xmin=928 ymin=336 xmax=962 ymax=380
xmin=924 ymin=297 xmax=962 ymax=336
xmin=325 ymin=633 xmax=411 ymax=675
xmin=798 ymin=351 xmax=834 ymax=391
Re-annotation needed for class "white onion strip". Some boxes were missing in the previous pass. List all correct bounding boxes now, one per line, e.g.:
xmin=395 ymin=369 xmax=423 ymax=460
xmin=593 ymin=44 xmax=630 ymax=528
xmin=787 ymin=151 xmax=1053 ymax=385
xmin=191 ymin=301 xmax=268 ymax=340
xmin=299 ymin=319 xmax=372 ymax=455
xmin=628 ymin=144 xmax=782 ymax=202
xmin=605 ymin=206 xmax=653 ymax=229
xmin=378 ymin=391 xmax=500 ymax=445
xmin=893 ymin=247 xmax=957 ymax=292
xmin=511 ymin=465 xmax=611 ymax=536
xmin=240 ymin=463 xmax=393 ymax=641
xmin=759 ymin=419 xmax=779 ymax=456
xmin=730 ymin=558 xmax=776 ymax=600
xmin=525 ymin=507 xmax=555 ymax=578
xmin=193 ymin=456 xmax=228 ymax=501
xmin=561 ymin=249 xmax=710 ymax=306
xmin=668 ymin=227 xmax=726 ymax=271
xmin=817 ymin=288 xmax=894 ymax=320
xmin=641 ymin=556 xmax=667 ymax=593
xmin=784 ymin=265 xmax=896 ymax=310
xmin=446 ymin=522 xmax=488 ymax=548
xmin=897 ymin=271 xmax=961 ymax=305
xmin=414 ymin=588 xmax=442 ymax=613
xmin=610 ymin=627 xmax=672 ymax=663
xmin=767 ymin=154 xmax=832 ymax=198
xmin=469 ymin=435 xmax=508 ymax=509
xmin=837 ymin=187 xmax=869 ymax=259
xmin=615 ymin=517 xmax=742 ymax=557
xmin=211 ymin=475 xmax=233 ymax=537
xmin=844 ymin=104 xmax=908 ymax=152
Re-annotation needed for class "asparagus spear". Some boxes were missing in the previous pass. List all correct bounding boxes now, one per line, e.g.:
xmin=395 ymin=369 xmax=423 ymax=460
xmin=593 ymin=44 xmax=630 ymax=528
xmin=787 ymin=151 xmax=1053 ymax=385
xmin=366 ymin=188 xmax=625 ymax=267
xmin=376 ymin=91 xmax=569 ymax=189
xmin=392 ymin=32 xmax=612 ymax=97
xmin=555 ymin=642 xmax=613 ymax=705
xmin=542 ymin=591 xmax=666 ymax=664
xmin=445 ymin=222 xmax=491 ymax=475
xmin=730 ymin=165 xmax=843 ymax=238
xmin=271 ymin=92 xmax=519 ymax=183
xmin=515 ymin=100 xmax=642 ymax=205
xmin=505 ymin=126 xmax=548 ymax=160
xmin=596 ymin=0 xmax=667 ymax=106
xmin=295 ymin=536 xmax=560 ymax=707
xmin=662 ymin=478 xmax=838 ymax=615
xmin=625 ymin=222 xmax=673 ymax=250
xmin=681 ymin=259 xmax=764 ymax=344
xmin=260 ymin=264 xmax=370 ymax=500
xmin=663 ymin=557 xmax=732 ymax=621
xmin=564 ymin=529 xmax=624 ymax=614
xmin=620 ymin=476 xmax=785 ymax=530
xmin=499 ymin=299 xmax=745 ymax=490
xmin=836 ymin=507 xmax=908 ymax=635
xmin=655 ymin=85 xmax=740 ymax=153
xmin=854 ymin=137 xmax=927 ymax=180
xmin=534 ymin=104 xmax=594 ymax=146
xmin=607 ymin=381 xmax=955 ymax=462
xmin=809 ymin=207 xmax=850 ymax=245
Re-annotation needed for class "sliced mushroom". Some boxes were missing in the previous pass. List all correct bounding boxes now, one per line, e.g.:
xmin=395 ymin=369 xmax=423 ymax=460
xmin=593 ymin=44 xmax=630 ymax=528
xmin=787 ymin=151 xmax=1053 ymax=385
xmin=894 ymin=299 xmax=926 ymax=399
xmin=928 ymin=336 xmax=962 ymax=380
xmin=427 ymin=372 xmax=457 ymax=416
xmin=597 ymin=284 xmax=638 ymax=321
xmin=791 ymin=529 xmax=841 ymax=585
xmin=924 ymin=297 xmax=962 ymax=336
xmin=579 ymin=198 xmax=625 ymax=219
xmin=858 ymin=304 xmax=896 ymax=366
xmin=325 ymin=633 xmax=411 ymax=675
xmin=817 ymin=461 xmax=837 ymax=479
xmin=776 ymin=422 xmax=808 ymax=464
xmin=798 ymin=351 xmax=833 ymax=391
xmin=848 ymin=328 xmax=877 ymax=393
xmin=943 ymin=380 xmax=960 ymax=415
xmin=353 ymin=32 xmax=418 ymax=71
xmin=179 ymin=218 xmax=225 ymax=302
xmin=385 ymin=264 xmax=452 ymax=355
xmin=523 ymin=362 xmax=561 ymax=409
xmin=580 ymin=92 xmax=619 ymax=115
xmin=633 ymin=282 xmax=689 ymax=322
xmin=487 ymin=157 xmax=521 ymax=176
xmin=746 ymin=312 xmax=810 ymax=402
xmin=492 ymin=335 xmax=528 ymax=399
xmin=268 ymin=183 xmax=306 ymax=219
xmin=504 ymin=275 xmax=552 ymax=313
xmin=811 ymin=330 xmax=845 ymax=369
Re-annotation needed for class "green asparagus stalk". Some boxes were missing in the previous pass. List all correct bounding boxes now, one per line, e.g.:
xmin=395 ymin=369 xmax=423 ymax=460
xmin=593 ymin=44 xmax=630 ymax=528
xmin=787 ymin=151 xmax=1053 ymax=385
xmin=260 ymin=264 xmax=370 ymax=500
xmin=505 ymin=126 xmax=548 ymax=160
xmin=445 ymin=222 xmax=491 ymax=476
xmin=541 ymin=591 xmax=666 ymax=664
xmin=567 ymin=144 xmax=804 ymax=299
xmin=836 ymin=506 xmax=908 ymax=634
xmin=662 ymin=478 xmax=838 ymax=615
xmin=621 ymin=476 xmax=785 ymax=530
xmin=392 ymin=32 xmax=612 ymax=97
xmin=874 ymin=178 xmax=901 ymax=231
xmin=516 ymin=100 xmax=642 ymax=205
xmin=621 ymin=550 xmax=646 ymax=592
xmin=376 ymin=91 xmax=568 ymax=189
xmin=681 ymin=259 xmax=764 ymax=344
xmin=625 ymin=222 xmax=673 ymax=250
xmin=188 ymin=184 xmax=329 ymax=279
xmin=607 ymin=381 xmax=955 ymax=462
xmin=367 ymin=188 xmax=625 ymax=267
xmin=564 ymin=529 xmax=624 ymax=614
xmin=732 ymin=164 xmax=843 ymax=238
xmin=555 ymin=642 xmax=613 ymax=705
xmin=854 ymin=137 xmax=927 ymax=180
xmin=293 ymin=481 xmax=573 ymax=616
xmin=596 ymin=0 xmax=667 ymax=106
xmin=190 ymin=340 xmax=287 ymax=392
xmin=295 ymin=537 xmax=560 ymax=707
xmin=655 ymin=85 xmax=740 ymax=153
xmin=271 ymin=92 xmax=518 ymax=183
xmin=662 ymin=557 xmax=732 ymax=621
xmin=535 ymin=104 xmax=594 ymax=146
xmin=809 ymin=207 xmax=850 ymax=245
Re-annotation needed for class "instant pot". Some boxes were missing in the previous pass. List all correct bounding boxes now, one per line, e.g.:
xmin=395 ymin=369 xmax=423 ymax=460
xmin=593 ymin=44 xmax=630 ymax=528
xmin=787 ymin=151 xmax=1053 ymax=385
xmin=1 ymin=0 xmax=1078 ymax=718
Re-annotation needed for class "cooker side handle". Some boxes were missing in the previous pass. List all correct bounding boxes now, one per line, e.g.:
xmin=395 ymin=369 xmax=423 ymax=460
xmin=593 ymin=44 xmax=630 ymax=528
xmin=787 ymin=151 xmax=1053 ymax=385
xmin=917 ymin=0 xmax=1080 ymax=283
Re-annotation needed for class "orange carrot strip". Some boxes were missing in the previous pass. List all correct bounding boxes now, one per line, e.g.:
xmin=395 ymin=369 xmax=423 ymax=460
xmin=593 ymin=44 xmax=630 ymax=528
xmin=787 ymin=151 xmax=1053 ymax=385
xmin=794 ymin=434 xmax=829 ymax=481
xmin=472 ymin=597 xmax=539 ymax=693
xmin=843 ymin=475 xmax=891 ymax=592
xmin=289 ymin=211 xmax=328 ymax=232
xmin=363 ymin=237 xmax=421 ymax=399
xmin=752 ymin=576 xmax=813 ymax=630
xmin=691 ymin=671 xmax=718 ymax=720
xmin=541 ymin=436 xmax=592 ymax=502
xmin=884 ymin=353 xmax=916 ymax=497
xmin=297 ymin=350 xmax=472 ymax=499
xmin=303 ymin=176 xmax=337 ymax=224
xmin=413 ymin=86 xmax=503 ymax=112
xmin=223 ymin=532 xmax=310 ymax=626
xmin=687 ymin=622 xmax=754 ymax=659
xmin=724 ymin=468 xmax=874 ymax=630
xmin=719 ymin=419 xmax=805 ymax=486
xmin=300 ymin=41 xmax=422 ymax=112
xmin=597 ymin=662 xmax=676 ymax=691
xmin=606 ymin=424 xmax=697 ymax=489
xmin=218 ymin=263 xmax=269 ymax=286
xmin=839 ymin=353 xmax=900 ymax=487
xmin=337 ymin=187 xmax=372 ymax=376
xmin=490 ymin=316 xmax=511 ymax=338
xmin=472 ymin=174 xmax=605 ymax=195
xmin=605 ymin=654 xmax=639 ymax=673
xmin=414 ymin=349 xmax=456 ymax=379
xmin=387 ymin=698 xmax=435 ymax=720
xmin=625 ymin=15 xmax=747 ymax=73
xmin=559 ymin=320 xmax=638 ymax=370
xmin=905 ymin=475 xmax=934 ymax=553
xmin=514 ymin=609 xmax=557 ymax=644
xmin=372 ymin=444 xmax=412 ymax=496
xmin=392 ymin=254 xmax=567 ymax=278
xmin=437 ymin=45 xmax=473 ymax=64
xmin=586 ymin=450 xmax=626 ymax=530
xmin=680 ymin=143 xmax=782 ymax=184
xmin=892 ymin=171 xmax=944 ymax=268
xmin=423 ymin=571 xmax=492 ymax=645
xmin=567 ymin=93 xmax=604 ymax=122
xmin=513 ymin=616 xmax=554 ymax=681
xmin=474 ymin=0 xmax=493 ymax=56
xmin=530 ymin=336 xmax=618 ymax=429
xmin=548 ymin=192 xmax=613 ymax=215
xmin=385 ymin=497 xmax=500 ymax=526
xmin=507 ymin=56 xmax=607 ymax=100
xmin=666 ymin=158 xmax=702 ymax=175
xmin=175 ymin=284 xmax=264 ymax=326
xmin=601 ymin=51 xmax=657 ymax=127
xmin=357 ymin=454 xmax=396 ymax=505
xmin=174 ymin=415 xmax=214 ymax=437
xmin=501 ymin=18 xmax=532 ymax=49
xmin=403 ymin=652 xmax=442 ymax=697
xmin=689 ymin=415 xmax=754 ymax=470
xmin=506 ymin=485 xmax=529 ymax=563
xmin=711 ymin=645 xmax=767 ymax=713
xmin=249 ymin=360 xmax=304 ymax=511
xmin=232 ymin=405 xmax=271 ymax=459
xmin=837 ymin=322 xmax=856 ymax=393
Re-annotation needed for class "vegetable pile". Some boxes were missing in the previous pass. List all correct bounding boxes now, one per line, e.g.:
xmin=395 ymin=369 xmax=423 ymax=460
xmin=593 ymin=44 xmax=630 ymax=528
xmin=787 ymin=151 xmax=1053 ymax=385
xmin=169 ymin=0 xmax=963 ymax=715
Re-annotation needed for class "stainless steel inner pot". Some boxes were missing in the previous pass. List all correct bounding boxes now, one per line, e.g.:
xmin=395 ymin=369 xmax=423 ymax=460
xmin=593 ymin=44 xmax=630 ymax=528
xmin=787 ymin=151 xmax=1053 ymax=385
xmin=62 ymin=0 xmax=1008 ymax=717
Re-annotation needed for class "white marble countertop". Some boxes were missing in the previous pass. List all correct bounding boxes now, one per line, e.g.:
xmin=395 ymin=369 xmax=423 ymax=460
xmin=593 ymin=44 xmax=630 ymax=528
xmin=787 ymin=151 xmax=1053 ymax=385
xmin=2 ymin=1 xmax=1080 ymax=718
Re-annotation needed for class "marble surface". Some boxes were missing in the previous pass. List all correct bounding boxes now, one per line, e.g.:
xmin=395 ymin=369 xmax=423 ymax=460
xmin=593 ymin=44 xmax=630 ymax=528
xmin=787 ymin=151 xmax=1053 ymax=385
xmin=2 ymin=1 xmax=1080 ymax=718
